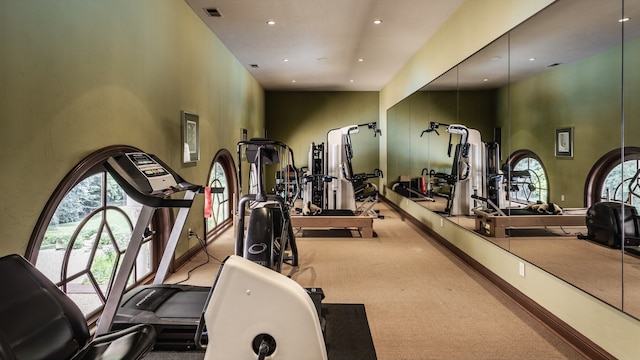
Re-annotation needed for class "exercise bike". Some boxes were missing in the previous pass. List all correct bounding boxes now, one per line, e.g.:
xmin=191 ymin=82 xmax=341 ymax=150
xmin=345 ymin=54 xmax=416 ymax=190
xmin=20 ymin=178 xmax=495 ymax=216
xmin=236 ymin=138 xmax=300 ymax=272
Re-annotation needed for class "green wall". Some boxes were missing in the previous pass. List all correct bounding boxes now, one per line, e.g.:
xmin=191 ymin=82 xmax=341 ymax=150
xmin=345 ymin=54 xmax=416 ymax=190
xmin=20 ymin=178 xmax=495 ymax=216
xmin=499 ymin=37 xmax=640 ymax=207
xmin=0 ymin=1 xmax=264 ymax=256
xmin=265 ymin=92 xmax=379 ymax=175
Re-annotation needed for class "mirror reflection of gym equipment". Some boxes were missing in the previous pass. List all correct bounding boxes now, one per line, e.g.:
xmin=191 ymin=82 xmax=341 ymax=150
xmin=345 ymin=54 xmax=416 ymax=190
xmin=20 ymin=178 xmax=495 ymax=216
xmin=408 ymin=122 xmax=485 ymax=216
xmin=385 ymin=0 xmax=640 ymax=336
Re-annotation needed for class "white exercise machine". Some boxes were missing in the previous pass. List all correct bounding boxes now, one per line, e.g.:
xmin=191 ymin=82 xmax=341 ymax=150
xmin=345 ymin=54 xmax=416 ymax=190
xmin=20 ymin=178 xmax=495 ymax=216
xmin=422 ymin=122 xmax=486 ymax=216
xmin=324 ymin=123 xmax=381 ymax=213
xmin=196 ymin=255 xmax=327 ymax=360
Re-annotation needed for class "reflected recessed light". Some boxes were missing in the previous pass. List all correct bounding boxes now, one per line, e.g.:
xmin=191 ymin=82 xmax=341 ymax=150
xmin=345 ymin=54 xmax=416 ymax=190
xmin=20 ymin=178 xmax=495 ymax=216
xmin=357 ymin=58 xmax=364 ymax=62
xmin=483 ymin=78 xmax=489 ymax=82
xmin=291 ymin=80 xmax=296 ymax=83
xmin=619 ymin=17 xmax=630 ymax=23
xmin=267 ymin=20 xmax=276 ymax=25
xmin=373 ymin=19 xmax=382 ymax=25
xmin=529 ymin=57 xmax=536 ymax=61
xmin=349 ymin=80 xmax=355 ymax=83
xmin=282 ymin=58 xmax=289 ymax=62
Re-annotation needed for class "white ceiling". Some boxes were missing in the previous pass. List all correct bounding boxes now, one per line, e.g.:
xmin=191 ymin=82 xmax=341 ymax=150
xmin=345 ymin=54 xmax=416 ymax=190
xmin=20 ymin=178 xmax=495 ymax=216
xmin=184 ymin=0 xmax=465 ymax=91
xmin=185 ymin=0 xmax=640 ymax=92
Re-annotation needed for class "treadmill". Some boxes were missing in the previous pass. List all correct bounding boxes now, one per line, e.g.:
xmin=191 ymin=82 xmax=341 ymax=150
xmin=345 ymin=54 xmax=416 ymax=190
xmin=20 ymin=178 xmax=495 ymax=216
xmin=94 ymin=151 xmax=208 ymax=350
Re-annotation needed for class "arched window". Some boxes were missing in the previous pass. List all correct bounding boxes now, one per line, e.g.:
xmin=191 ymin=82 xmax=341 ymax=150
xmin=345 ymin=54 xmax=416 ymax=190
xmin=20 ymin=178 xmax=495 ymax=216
xmin=507 ymin=150 xmax=549 ymax=204
xmin=206 ymin=149 xmax=237 ymax=237
xmin=586 ymin=147 xmax=640 ymax=210
xmin=27 ymin=146 xmax=166 ymax=322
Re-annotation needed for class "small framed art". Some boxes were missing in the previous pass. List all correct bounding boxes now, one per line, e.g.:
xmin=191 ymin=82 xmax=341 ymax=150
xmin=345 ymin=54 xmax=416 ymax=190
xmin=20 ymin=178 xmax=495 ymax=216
xmin=182 ymin=111 xmax=200 ymax=163
xmin=555 ymin=127 xmax=573 ymax=158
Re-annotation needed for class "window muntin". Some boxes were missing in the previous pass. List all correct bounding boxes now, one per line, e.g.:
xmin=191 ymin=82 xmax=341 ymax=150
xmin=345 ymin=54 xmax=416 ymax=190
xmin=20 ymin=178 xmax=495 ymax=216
xmin=508 ymin=151 xmax=549 ymax=204
xmin=29 ymin=146 xmax=156 ymax=320
xmin=205 ymin=150 xmax=236 ymax=237
xmin=586 ymin=148 xmax=640 ymax=211
xmin=601 ymin=159 xmax=640 ymax=211
xmin=206 ymin=161 xmax=230 ymax=231
xmin=36 ymin=171 xmax=153 ymax=317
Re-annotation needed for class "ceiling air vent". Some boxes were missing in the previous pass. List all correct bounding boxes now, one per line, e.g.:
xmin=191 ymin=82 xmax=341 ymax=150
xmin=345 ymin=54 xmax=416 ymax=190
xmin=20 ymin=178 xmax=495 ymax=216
xmin=204 ymin=8 xmax=221 ymax=17
xmin=250 ymin=64 xmax=259 ymax=68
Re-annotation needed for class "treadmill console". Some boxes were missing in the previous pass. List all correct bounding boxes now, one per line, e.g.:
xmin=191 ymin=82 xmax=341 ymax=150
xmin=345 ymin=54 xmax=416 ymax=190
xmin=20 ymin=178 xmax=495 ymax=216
xmin=104 ymin=151 xmax=199 ymax=208
xmin=123 ymin=152 xmax=178 ymax=193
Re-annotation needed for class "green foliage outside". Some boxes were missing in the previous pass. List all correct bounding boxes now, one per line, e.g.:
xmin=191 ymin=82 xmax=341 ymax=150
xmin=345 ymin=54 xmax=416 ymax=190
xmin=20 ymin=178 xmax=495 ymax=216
xmin=41 ymin=172 xmax=138 ymax=286
xmin=90 ymin=247 xmax=117 ymax=285
xmin=603 ymin=161 xmax=640 ymax=210
xmin=42 ymin=174 xmax=129 ymax=249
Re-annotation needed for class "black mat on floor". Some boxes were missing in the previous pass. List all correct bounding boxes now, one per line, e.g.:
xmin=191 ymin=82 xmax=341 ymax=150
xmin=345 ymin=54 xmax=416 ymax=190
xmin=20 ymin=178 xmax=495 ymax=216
xmin=145 ymin=304 xmax=377 ymax=360
xmin=506 ymin=228 xmax=559 ymax=237
xmin=301 ymin=229 xmax=354 ymax=238
xmin=318 ymin=209 xmax=355 ymax=216
xmin=324 ymin=303 xmax=377 ymax=360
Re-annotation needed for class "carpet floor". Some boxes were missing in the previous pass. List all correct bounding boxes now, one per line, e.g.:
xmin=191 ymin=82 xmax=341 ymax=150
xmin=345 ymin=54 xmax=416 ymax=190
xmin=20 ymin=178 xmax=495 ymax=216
xmin=151 ymin=202 xmax=586 ymax=360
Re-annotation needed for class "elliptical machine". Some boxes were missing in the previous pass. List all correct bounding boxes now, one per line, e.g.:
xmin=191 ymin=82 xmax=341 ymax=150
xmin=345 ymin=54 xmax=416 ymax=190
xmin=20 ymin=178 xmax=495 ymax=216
xmin=236 ymin=138 xmax=300 ymax=272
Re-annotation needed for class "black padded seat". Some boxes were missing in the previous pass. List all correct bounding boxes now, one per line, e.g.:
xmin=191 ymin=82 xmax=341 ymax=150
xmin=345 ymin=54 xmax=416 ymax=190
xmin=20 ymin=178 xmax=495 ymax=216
xmin=0 ymin=254 xmax=156 ymax=360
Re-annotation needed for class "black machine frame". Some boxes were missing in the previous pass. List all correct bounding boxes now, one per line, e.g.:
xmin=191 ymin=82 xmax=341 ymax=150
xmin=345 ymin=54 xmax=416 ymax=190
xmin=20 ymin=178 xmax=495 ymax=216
xmin=236 ymin=138 xmax=300 ymax=272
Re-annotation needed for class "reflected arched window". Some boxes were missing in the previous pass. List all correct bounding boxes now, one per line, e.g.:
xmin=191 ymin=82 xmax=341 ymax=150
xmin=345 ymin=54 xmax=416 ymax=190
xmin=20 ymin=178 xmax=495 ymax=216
xmin=507 ymin=150 xmax=549 ymax=204
xmin=586 ymin=147 xmax=640 ymax=211
xmin=206 ymin=149 xmax=237 ymax=237
xmin=27 ymin=146 xmax=161 ymax=321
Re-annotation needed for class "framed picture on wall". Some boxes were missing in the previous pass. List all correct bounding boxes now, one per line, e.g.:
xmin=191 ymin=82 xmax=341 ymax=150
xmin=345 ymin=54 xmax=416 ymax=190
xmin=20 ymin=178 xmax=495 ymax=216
xmin=182 ymin=111 xmax=200 ymax=163
xmin=555 ymin=127 xmax=573 ymax=158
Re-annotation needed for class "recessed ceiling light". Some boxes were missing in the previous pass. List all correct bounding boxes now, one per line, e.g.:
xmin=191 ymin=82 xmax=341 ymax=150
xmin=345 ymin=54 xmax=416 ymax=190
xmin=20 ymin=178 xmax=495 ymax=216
xmin=357 ymin=58 xmax=364 ymax=62
xmin=291 ymin=80 xmax=296 ymax=83
xmin=349 ymin=80 xmax=355 ymax=83
xmin=619 ymin=17 xmax=630 ymax=23
xmin=529 ymin=57 xmax=536 ymax=61
xmin=282 ymin=58 xmax=289 ymax=62
xmin=483 ymin=78 xmax=489 ymax=82
xmin=373 ymin=19 xmax=382 ymax=25
xmin=267 ymin=20 xmax=276 ymax=25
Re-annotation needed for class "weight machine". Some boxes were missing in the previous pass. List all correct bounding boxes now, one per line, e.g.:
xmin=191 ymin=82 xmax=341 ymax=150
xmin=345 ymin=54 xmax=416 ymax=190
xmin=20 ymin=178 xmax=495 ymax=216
xmin=323 ymin=122 xmax=382 ymax=214
xmin=302 ymin=142 xmax=332 ymax=210
xmin=421 ymin=122 xmax=486 ymax=216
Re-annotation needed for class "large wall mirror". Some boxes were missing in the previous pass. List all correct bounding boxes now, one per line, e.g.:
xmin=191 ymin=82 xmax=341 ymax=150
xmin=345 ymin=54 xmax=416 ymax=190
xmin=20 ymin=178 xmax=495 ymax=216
xmin=387 ymin=0 xmax=640 ymax=319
